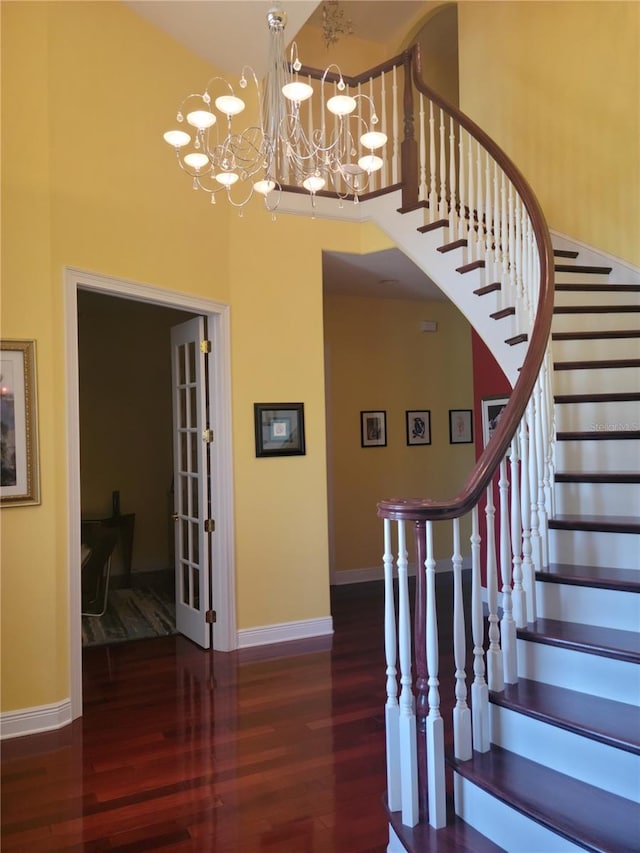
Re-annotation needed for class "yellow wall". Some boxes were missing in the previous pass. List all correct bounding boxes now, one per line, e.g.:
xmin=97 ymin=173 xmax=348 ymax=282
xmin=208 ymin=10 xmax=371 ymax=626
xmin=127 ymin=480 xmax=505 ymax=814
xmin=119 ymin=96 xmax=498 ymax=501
xmin=458 ymin=1 xmax=640 ymax=266
xmin=324 ymin=294 xmax=475 ymax=571
xmin=0 ymin=1 xmax=335 ymax=713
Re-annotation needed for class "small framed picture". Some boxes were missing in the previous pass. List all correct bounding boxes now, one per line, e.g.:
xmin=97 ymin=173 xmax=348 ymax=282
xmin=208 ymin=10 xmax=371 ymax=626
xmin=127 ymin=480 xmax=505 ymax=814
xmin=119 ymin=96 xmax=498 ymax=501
xmin=254 ymin=402 xmax=305 ymax=457
xmin=449 ymin=409 xmax=473 ymax=444
xmin=482 ymin=396 xmax=510 ymax=447
xmin=361 ymin=410 xmax=386 ymax=448
xmin=406 ymin=410 xmax=431 ymax=446
xmin=1 ymin=339 xmax=40 ymax=506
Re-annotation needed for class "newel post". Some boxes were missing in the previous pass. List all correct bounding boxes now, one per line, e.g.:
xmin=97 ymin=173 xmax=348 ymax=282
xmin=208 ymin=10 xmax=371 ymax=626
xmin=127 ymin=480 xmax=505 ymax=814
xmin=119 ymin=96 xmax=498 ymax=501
xmin=401 ymin=48 xmax=418 ymax=209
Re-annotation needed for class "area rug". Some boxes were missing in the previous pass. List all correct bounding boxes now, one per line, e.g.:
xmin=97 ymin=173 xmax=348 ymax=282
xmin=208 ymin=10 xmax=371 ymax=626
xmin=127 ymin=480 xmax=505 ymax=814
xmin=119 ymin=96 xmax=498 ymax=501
xmin=82 ymin=587 xmax=176 ymax=647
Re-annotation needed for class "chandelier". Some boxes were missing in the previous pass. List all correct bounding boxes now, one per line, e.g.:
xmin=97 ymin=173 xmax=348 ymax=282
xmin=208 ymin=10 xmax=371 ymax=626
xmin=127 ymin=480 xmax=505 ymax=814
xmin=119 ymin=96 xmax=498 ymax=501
xmin=163 ymin=5 xmax=387 ymax=211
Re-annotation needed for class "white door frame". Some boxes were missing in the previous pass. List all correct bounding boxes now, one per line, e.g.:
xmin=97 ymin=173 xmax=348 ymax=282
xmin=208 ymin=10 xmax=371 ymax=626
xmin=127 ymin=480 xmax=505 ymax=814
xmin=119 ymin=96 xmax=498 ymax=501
xmin=64 ymin=267 xmax=236 ymax=720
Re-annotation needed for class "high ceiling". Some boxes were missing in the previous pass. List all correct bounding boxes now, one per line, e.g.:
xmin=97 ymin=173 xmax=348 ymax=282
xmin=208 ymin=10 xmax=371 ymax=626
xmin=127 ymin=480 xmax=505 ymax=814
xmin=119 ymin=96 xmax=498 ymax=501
xmin=126 ymin=0 xmax=443 ymax=302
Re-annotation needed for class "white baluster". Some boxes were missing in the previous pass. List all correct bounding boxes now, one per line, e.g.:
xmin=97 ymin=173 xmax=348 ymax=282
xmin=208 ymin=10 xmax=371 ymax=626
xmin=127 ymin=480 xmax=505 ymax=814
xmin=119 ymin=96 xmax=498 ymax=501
xmin=448 ymin=116 xmax=457 ymax=232
xmin=535 ymin=376 xmax=549 ymax=569
xmin=418 ymin=93 xmax=426 ymax=202
xmin=457 ymin=129 xmax=466 ymax=240
xmin=428 ymin=101 xmax=437 ymax=221
xmin=383 ymin=519 xmax=401 ymax=811
xmin=439 ymin=108 xmax=447 ymax=218
xmin=486 ymin=481 xmax=504 ymax=692
xmin=471 ymin=506 xmax=490 ymax=752
xmin=425 ymin=521 xmax=446 ymax=828
xmin=510 ymin=434 xmax=527 ymax=628
xmin=544 ymin=347 xmax=557 ymax=519
xmin=452 ymin=518 xmax=472 ymax=760
xmin=380 ymin=71 xmax=388 ymax=189
xmin=467 ymin=132 xmax=475 ymax=260
xmin=397 ymin=521 xmax=418 ymax=827
xmin=499 ymin=458 xmax=518 ymax=684
xmin=500 ymin=171 xmax=509 ymax=311
xmin=519 ymin=414 xmax=536 ymax=624
xmin=475 ymin=138 xmax=483 ymax=264
xmin=392 ymin=65 xmax=399 ymax=185
xmin=527 ymin=397 xmax=542 ymax=587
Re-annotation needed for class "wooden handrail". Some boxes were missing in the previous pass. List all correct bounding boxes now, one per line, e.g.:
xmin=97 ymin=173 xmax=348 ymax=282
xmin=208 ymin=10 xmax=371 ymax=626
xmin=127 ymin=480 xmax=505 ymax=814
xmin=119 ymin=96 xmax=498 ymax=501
xmin=377 ymin=46 xmax=555 ymax=523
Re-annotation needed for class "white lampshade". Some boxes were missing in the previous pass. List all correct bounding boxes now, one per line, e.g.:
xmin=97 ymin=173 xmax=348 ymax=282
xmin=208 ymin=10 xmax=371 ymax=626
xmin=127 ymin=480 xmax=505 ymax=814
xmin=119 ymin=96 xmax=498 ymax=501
xmin=327 ymin=95 xmax=356 ymax=116
xmin=187 ymin=110 xmax=216 ymax=129
xmin=253 ymin=179 xmax=276 ymax=196
xmin=215 ymin=172 xmax=239 ymax=186
xmin=360 ymin=130 xmax=387 ymax=150
xmin=282 ymin=81 xmax=314 ymax=102
xmin=358 ymin=154 xmax=383 ymax=173
xmin=214 ymin=95 xmax=245 ymax=117
xmin=302 ymin=174 xmax=326 ymax=193
xmin=184 ymin=152 xmax=210 ymax=170
xmin=163 ymin=130 xmax=191 ymax=148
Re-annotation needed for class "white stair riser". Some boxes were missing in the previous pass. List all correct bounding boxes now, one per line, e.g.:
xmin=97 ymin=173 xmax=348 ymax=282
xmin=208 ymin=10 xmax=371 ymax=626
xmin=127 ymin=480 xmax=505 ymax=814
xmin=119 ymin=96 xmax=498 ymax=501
xmin=553 ymin=366 xmax=639 ymax=395
xmin=536 ymin=579 xmax=640 ymax=631
xmin=554 ymin=401 xmax=640 ymax=433
xmin=453 ymin=773 xmax=585 ymax=853
xmin=554 ymin=437 xmax=640 ymax=471
xmin=516 ymin=638 xmax=640 ymax=704
xmin=554 ymin=481 xmax=640 ymax=516
xmin=549 ymin=527 xmax=639 ymax=570
xmin=489 ymin=704 xmax=640 ymax=802
xmin=554 ymin=289 xmax=640 ymax=307
xmin=554 ymin=272 xmax=613 ymax=285
xmin=552 ymin=312 xmax=640 ymax=332
xmin=552 ymin=336 xmax=640 ymax=361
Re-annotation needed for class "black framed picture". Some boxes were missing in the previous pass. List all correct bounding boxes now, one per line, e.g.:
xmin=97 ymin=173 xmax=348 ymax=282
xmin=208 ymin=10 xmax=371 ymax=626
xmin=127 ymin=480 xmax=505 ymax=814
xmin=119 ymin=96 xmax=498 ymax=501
xmin=360 ymin=410 xmax=387 ymax=447
xmin=254 ymin=402 xmax=305 ymax=457
xmin=482 ymin=396 xmax=510 ymax=447
xmin=449 ymin=409 xmax=473 ymax=444
xmin=406 ymin=410 xmax=431 ymax=446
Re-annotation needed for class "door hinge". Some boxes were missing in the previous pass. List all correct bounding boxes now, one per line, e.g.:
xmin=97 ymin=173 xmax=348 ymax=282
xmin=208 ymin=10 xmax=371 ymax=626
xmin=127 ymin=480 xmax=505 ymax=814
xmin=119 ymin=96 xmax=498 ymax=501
xmin=205 ymin=609 xmax=217 ymax=624
xmin=200 ymin=339 xmax=211 ymax=354
xmin=202 ymin=428 xmax=213 ymax=443
xmin=204 ymin=518 xmax=215 ymax=533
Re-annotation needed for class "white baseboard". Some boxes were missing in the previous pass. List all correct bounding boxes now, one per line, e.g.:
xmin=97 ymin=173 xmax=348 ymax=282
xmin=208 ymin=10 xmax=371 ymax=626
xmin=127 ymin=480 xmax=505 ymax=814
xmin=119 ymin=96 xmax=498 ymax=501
xmin=331 ymin=558 xmax=470 ymax=586
xmin=0 ymin=699 xmax=72 ymax=740
xmin=236 ymin=615 xmax=334 ymax=649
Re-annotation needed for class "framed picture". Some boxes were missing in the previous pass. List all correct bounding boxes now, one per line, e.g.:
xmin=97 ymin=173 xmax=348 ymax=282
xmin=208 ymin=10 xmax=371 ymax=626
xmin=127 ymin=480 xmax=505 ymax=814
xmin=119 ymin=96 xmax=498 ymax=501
xmin=361 ymin=410 xmax=387 ymax=447
xmin=449 ymin=408 xmax=473 ymax=444
xmin=1 ymin=339 xmax=40 ymax=506
xmin=482 ymin=396 xmax=510 ymax=447
xmin=406 ymin=410 xmax=431 ymax=446
xmin=254 ymin=402 xmax=305 ymax=457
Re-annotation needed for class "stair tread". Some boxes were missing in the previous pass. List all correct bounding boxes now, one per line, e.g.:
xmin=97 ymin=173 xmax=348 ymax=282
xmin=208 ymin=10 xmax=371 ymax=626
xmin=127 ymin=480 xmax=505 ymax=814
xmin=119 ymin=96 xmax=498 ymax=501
xmin=549 ymin=513 xmax=640 ymax=533
xmin=554 ymin=263 xmax=613 ymax=274
xmin=554 ymin=304 xmax=640 ymax=313
xmin=555 ymin=470 xmax=640 ymax=482
xmin=556 ymin=430 xmax=640 ymax=441
xmin=449 ymin=746 xmax=640 ymax=853
xmin=518 ymin=617 xmax=640 ymax=662
xmin=490 ymin=678 xmax=640 ymax=754
xmin=555 ymin=391 xmax=640 ymax=402
xmin=386 ymin=797 xmax=503 ymax=853
xmin=554 ymin=357 xmax=640 ymax=369
xmin=537 ymin=561 xmax=640 ymax=592
xmin=553 ymin=330 xmax=640 ymax=340
xmin=555 ymin=283 xmax=640 ymax=292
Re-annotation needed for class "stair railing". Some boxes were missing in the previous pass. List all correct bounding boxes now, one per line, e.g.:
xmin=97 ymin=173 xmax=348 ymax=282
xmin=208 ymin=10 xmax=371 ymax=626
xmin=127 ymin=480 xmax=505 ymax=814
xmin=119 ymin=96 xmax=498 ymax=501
xmin=377 ymin=47 xmax=556 ymax=831
xmin=278 ymin=46 xmax=556 ymax=832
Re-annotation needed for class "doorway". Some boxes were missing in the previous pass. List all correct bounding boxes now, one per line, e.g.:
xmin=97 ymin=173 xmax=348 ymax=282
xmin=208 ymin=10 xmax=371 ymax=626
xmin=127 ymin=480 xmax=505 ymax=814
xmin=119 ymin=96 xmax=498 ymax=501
xmin=65 ymin=268 xmax=237 ymax=720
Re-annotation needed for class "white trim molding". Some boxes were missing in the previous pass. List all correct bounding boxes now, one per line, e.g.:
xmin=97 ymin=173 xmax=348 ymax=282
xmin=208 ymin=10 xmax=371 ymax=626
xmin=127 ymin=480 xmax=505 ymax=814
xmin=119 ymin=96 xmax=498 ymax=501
xmin=237 ymin=616 xmax=334 ymax=649
xmin=0 ymin=699 xmax=72 ymax=740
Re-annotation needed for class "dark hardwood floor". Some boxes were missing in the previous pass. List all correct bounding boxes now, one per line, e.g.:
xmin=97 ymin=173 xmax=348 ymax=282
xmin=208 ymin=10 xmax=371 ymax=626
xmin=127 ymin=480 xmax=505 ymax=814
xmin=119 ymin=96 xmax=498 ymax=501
xmin=1 ymin=581 xmax=424 ymax=852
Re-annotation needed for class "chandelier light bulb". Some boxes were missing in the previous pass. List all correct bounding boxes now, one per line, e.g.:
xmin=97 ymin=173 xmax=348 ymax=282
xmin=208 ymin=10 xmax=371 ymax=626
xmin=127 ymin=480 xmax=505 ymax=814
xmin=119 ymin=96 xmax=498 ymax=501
xmin=327 ymin=94 xmax=357 ymax=116
xmin=282 ymin=81 xmax=314 ymax=103
xmin=303 ymin=174 xmax=326 ymax=193
xmin=163 ymin=129 xmax=191 ymax=148
xmin=215 ymin=172 xmax=239 ymax=186
xmin=214 ymin=95 xmax=245 ymax=117
xmin=253 ymin=179 xmax=276 ymax=195
xmin=358 ymin=154 xmax=383 ymax=173
xmin=184 ymin=152 xmax=210 ymax=170
xmin=360 ymin=131 xmax=387 ymax=150
xmin=187 ymin=110 xmax=216 ymax=129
